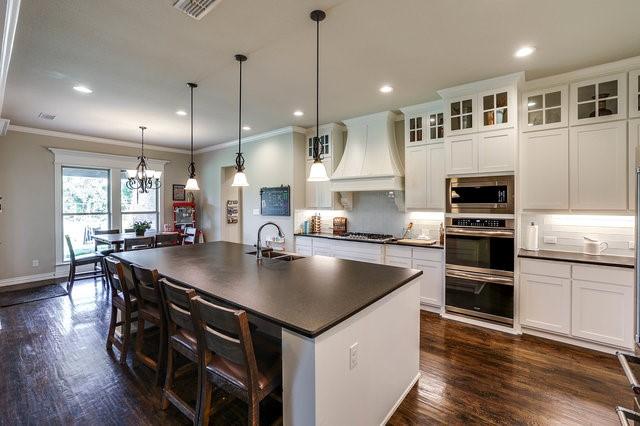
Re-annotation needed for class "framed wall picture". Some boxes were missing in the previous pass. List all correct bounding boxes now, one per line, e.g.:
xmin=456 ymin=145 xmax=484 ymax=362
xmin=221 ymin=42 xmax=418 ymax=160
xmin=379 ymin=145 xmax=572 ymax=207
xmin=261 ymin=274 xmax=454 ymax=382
xmin=172 ymin=184 xmax=186 ymax=201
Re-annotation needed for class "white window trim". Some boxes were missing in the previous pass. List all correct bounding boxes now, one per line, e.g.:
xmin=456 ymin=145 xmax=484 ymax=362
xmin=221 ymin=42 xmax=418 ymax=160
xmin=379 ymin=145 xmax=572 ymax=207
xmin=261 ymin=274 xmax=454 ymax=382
xmin=50 ymin=148 xmax=168 ymax=265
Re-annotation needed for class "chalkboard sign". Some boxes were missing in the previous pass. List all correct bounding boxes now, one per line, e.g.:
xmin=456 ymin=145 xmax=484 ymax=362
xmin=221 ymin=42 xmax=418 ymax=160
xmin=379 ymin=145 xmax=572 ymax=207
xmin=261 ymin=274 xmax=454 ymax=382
xmin=260 ymin=185 xmax=291 ymax=216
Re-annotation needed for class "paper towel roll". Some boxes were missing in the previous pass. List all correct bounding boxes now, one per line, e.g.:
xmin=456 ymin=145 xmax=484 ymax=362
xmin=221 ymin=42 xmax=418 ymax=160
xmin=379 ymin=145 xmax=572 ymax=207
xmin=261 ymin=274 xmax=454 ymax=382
xmin=524 ymin=222 xmax=539 ymax=251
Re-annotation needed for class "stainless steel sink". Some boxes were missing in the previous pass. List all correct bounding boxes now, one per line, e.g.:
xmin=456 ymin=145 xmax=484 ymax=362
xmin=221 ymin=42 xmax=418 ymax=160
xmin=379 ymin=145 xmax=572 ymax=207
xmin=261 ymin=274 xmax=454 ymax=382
xmin=245 ymin=249 xmax=304 ymax=261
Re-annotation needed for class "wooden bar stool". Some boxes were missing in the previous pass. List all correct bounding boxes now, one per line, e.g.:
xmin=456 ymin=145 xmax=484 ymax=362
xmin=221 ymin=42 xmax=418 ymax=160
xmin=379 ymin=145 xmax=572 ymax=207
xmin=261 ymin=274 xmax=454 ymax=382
xmin=190 ymin=296 xmax=282 ymax=426
xmin=104 ymin=257 xmax=137 ymax=365
xmin=155 ymin=233 xmax=180 ymax=248
xmin=131 ymin=265 xmax=167 ymax=386
xmin=159 ymin=279 xmax=199 ymax=421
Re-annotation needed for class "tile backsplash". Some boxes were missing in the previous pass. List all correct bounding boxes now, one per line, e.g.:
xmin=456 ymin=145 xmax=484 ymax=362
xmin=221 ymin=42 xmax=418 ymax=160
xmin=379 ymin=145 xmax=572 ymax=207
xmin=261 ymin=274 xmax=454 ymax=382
xmin=521 ymin=214 xmax=635 ymax=257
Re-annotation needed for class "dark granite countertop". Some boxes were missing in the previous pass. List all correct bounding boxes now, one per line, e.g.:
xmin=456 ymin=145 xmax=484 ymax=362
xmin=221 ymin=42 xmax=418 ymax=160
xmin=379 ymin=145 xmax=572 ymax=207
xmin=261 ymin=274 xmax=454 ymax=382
xmin=113 ymin=241 xmax=422 ymax=338
xmin=295 ymin=233 xmax=444 ymax=249
xmin=518 ymin=249 xmax=635 ymax=269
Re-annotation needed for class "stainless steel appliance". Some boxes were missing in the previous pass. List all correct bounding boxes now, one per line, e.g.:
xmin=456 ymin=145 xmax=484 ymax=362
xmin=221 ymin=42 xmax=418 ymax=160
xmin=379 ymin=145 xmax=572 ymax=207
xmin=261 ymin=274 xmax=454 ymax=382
xmin=445 ymin=217 xmax=515 ymax=325
xmin=446 ymin=175 xmax=515 ymax=214
xmin=339 ymin=232 xmax=394 ymax=243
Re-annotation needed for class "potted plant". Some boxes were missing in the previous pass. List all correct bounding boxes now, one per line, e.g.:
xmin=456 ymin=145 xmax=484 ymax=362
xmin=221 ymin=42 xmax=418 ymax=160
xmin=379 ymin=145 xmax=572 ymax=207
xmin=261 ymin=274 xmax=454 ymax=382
xmin=132 ymin=220 xmax=152 ymax=236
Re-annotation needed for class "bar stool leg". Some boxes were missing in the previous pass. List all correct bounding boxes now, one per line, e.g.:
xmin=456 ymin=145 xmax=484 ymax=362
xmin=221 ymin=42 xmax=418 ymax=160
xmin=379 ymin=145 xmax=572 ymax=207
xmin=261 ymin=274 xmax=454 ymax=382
xmin=106 ymin=305 xmax=117 ymax=351
xmin=120 ymin=310 xmax=132 ymax=365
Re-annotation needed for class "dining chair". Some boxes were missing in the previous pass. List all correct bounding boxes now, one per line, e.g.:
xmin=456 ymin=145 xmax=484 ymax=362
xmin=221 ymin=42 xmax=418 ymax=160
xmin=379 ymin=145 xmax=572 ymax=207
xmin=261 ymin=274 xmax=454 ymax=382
xmin=94 ymin=228 xmax=120 ymax=270
xmin=159 ymin=279 xmax=199 ymax=421
xmin=183 ymin=227 xmax=198 ymax=245
xmin=124 ymin=236 xmax=155 ymax=251
xmin=155 ymin=233 xmax=180 ymax=248
xmin=189 ymin=296 xmax=282 ymax=426
xmin=125 ymin=228 xmax=135 ymax=233
xmin=104 ymin=257 xmax=137 ymax=365
xmin=131 ymin=265 xmax=167 ymax=386
xmin=64 ymin=235 xmax=105 ymax=292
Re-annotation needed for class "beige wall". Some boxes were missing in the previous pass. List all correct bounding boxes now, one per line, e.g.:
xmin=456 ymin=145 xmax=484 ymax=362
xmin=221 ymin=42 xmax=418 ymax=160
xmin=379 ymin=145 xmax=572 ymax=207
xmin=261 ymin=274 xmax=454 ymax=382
xmin=0 ymin=130 xmax=190 ymax=281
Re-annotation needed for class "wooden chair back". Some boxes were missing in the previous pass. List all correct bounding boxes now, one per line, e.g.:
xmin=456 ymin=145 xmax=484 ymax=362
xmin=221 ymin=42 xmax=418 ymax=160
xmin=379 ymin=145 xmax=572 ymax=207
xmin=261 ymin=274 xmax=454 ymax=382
xmin=131 ymin=265 xmax=162 ymax=311
xmin=64 ymin=235 xmax=77 ymax=264
xmin=155 ymin=233 xmax=180 ymax=248
xmin=104 ymin=257 xmax=134 ymax=303
xmin=160 ymin=279 xmax=197 ymax=335
xmin=125 ymin=228 xmax=135 ymax=233
xmin=190 ymin=297 xmax=259 ymax=389
xmin=94 ymin=229 xmax=120 ymax=251
xmin=183 ymin=227 xmax=197 ymax=245
xmin=124 ymin=236 xmax=154 ymax=251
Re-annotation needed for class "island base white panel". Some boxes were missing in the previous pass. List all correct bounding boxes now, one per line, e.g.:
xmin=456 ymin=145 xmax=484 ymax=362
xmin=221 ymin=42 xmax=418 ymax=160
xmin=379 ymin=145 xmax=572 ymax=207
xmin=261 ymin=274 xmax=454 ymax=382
xmin=282 ymin=279 xmax=420 ymax=426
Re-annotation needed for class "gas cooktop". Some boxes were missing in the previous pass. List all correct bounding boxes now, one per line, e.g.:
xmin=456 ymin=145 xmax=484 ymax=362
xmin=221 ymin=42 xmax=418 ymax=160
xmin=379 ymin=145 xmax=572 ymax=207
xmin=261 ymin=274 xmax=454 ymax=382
xmin=338 ymin=232 xmax=394 ymax=243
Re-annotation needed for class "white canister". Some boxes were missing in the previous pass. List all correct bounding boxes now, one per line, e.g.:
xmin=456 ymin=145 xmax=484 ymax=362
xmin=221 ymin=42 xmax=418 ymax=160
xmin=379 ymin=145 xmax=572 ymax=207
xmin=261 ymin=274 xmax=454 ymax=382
xmin=524 ymin=222 xmax=539 ymax=251
xmin=583 ymin=237 xmax=608 ymax=255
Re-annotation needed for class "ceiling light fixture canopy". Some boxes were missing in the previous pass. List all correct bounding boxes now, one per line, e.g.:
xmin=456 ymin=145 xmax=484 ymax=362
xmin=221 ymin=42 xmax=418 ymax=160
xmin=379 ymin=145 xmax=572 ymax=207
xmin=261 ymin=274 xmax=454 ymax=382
xmin=185 ymin=82 xmax=200 ymax=191
xmin=126 ymin=126 xmax=162 ymax=193
xmin=307 ymin=9 xmax=329 ymax=182
xmin=232 ymin=54 xmax=249 ymax=187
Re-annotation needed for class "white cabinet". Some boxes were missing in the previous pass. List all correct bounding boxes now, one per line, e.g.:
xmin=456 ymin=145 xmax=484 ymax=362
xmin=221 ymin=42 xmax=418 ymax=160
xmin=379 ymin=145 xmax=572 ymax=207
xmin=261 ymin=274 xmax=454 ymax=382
xmin=445 ymin=95 xmax=477 ymax=136
xmin=426 ymin=144 xmax=446 ymax=210
xmin=520 ymin=273 xmax=571 ymax=335
xmin=570 ymin=73 xmax=627 ymax=125
xmin=401 ymin=101 xmax=444 ymax=146
xmin=385 ymin=256 xmax=412 ymax=268
xmin=630 ymin=69 xmax=640 ymax=119
xmin=426 ymin=111 xmax=445 ymax=142
xmin=413 ymin=259 xmax=443 ymax=307
xmin=405 ymin=145 xmax=428 ymax=209
xmin=520 ymin=128 xmax=569 ymax=210
xmin=569 ymin=120 xmax=628 ymax=210
xmin=478 ymin=87 xmax=515 ymax=131
xmin=629 ymin=119 xmax=640 ymax=210
xmin=295 ymin=236 xmax=314 ymax=256
xmin=477 ymin=129 xmax=515 ymax=173
xmin=522 ymin=85 xmax=568 ymax=131
xmin=304 ymin=123 xmax=346 ymax=209
xmin=406 ymin=114 xmax=426 ymax=145
xmin=445 ymin=133 xmax=477 ymax=175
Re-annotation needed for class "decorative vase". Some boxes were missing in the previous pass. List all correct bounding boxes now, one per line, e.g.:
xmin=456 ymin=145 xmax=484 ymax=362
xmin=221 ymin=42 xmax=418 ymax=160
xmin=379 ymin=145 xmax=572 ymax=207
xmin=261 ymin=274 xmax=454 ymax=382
xmin=135 ymin=229 xmax=145 ymax=236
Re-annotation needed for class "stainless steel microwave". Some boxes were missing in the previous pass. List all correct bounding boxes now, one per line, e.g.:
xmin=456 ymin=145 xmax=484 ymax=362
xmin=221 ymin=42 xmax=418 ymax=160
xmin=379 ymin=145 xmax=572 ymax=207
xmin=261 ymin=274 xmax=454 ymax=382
xmin=446 ymin=175 xmax=514 ymax=214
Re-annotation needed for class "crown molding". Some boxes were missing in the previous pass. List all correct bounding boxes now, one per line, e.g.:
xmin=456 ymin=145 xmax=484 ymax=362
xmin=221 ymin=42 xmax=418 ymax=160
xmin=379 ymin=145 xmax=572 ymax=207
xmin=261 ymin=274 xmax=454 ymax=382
xmin=399 ymin=100 xmax=444 ymax=116
xmin=195 ymin=126 xmax=306 ymax=154
xmin=437 ymin=72 xmax=524 ymax=99
xmin=0 ymin=0 xmax=21 ymax=116
xmin=7 ymin=125 xmax=191 ymax=154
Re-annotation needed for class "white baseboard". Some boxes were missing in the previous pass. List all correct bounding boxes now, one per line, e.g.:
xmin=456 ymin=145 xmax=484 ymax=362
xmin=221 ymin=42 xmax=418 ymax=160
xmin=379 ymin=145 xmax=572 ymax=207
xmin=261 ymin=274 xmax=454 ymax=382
xmin=420 ymin=304 xmax=442 ymax=314
xmin=380 ymin=372 xmax=421 ymax=426
xmin=522 ymin=327 xmax=631 ymax=354
xmin=0 ymin=272 xmax=56 ymax=288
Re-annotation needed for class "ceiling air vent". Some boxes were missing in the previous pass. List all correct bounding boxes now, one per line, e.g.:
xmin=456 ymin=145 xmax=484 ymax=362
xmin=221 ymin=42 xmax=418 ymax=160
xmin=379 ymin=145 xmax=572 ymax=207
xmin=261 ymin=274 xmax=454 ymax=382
xmin=172 ymin=0 xmax=221 ymax=20
xmin=38 ymin=112 xmax=56 ymax=120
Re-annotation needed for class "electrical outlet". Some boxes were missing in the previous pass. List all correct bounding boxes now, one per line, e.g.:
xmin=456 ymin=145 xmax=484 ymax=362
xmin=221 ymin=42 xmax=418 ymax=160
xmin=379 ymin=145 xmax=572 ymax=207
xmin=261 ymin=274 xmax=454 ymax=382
xmin=629 ymin=241 xmax=636 ymax=250
xmin=32 ymin=259 xmax=39 ymax=267
xmin=349 ymin=342 xmax=358 ymax=370
xmin=543 ymin=236 xmax=558 ymax=244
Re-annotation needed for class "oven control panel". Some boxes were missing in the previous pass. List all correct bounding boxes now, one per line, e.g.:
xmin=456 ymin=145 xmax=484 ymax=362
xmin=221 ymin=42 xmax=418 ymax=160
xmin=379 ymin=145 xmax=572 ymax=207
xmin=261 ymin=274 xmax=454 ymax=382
xmin=451 ymin=218 xmax=506 ymax=228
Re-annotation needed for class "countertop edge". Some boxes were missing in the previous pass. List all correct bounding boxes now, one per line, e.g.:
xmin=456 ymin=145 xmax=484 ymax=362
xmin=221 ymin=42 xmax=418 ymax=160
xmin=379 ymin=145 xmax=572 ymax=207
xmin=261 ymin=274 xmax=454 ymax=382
xmin=295 ymin=233 xmax=444 ymax=249
xmin=518 ymin=249 xmax=635 ymax=269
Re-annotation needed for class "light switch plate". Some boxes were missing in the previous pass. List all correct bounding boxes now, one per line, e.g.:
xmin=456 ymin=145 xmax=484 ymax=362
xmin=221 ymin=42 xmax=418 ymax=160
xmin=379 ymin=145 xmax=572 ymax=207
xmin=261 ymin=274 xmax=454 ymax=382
xmin=629 ymin=241 xmax=635 ymax=250
xmin=349 ymin=342 xmax=358 ymax=370
xmin=253 ymin=209 xmax=260 ymax=215
xmin=543 ymin=236 xmax=558 ymax=244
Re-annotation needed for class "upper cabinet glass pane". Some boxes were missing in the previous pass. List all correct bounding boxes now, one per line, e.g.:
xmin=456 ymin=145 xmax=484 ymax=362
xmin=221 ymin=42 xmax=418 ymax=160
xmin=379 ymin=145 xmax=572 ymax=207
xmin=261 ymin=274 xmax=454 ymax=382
xmin=451 ymin=102 xmax=460 ymax=116
xmin=545 ymin=107 xmax=561 ymax=124
xmin=545 ymin=91 xmax=561 ymax=107
xmin=462 ymin=114 xmax=473 ymax=129
xmin=578 ymin=102 xmax=596 ymax=119
xmin=483 ymin=95 xmax=494 ymax=110
xmin=528 ymin=95 xmax=543 ymax=111
xmin=461 ymin=99 xmax=473 ymax=114
xmin=528 ymin=110 xmax=543 ymax=126
xmin=484 ymin=111 xmax=494 ymax=126
xmin=496 ymin=108 xmax=508 ymax=124
xmin=409 ymin=118 xmax=416 ymax=130
xmin=451 ymin=116 xmax=461 ymax=131
xmin=496 ymin=92 xmax=508 ymax=108
xmin=578 ymin=84 xmax=596 ymax=102
xmin=437 ymin=113 xmax=444 ymax=125
xmin=598 ymin=80 xmax=617 ymax=98
xmin=598 ymin=99 xmax=617 ymax=116
xmin=416 ymin=117 xmax=422 ymax=128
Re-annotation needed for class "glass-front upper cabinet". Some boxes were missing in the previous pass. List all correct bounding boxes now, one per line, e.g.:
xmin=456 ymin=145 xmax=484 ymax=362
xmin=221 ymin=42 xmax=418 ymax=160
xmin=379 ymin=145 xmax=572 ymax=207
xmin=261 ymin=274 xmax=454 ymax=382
xmin=306 ymin=133 xmax=330 ymax=159
xmin=408 ymin=115 xmax=424 ymax=144
xmin=570 ymin=73 xmax=627 ymax=125
xmin=427 ymin=112 xmax=444 ymax=142
xmin=446 ymin=95 xmax=476 ymax=136
xmin=478 ymin=87 xmax=515 ymax=131
xmin=630 ymin=69 xmax=640 ymax=119
xmin=522 ymin=85 xmax=568 ymax=131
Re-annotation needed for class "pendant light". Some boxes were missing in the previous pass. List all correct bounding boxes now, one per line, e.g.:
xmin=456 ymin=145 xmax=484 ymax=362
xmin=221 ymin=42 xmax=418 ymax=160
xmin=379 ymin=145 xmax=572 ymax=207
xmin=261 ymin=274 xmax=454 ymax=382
xmin=232 ymin=54 xmax=249 ymax=187
xmin=307 ymin=9 xmax=329 ymax=182
xmin=185 ymin=82 xmax=200 ymax=191
xmin=126 ymin=126 xmax=161 ymax=193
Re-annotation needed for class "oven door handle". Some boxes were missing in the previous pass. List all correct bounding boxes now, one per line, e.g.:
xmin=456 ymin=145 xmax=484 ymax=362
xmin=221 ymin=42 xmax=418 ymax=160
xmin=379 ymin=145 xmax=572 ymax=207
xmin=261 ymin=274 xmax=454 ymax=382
xmin=446 ymin=228 xmax=514 ymax=238
xmin=446 ymin=269 xmax=514 ymax=286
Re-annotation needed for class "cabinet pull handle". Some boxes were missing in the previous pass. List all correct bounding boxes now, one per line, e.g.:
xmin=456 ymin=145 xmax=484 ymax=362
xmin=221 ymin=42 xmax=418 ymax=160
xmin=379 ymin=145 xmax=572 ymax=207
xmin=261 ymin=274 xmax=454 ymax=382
xmin=616 ymin=351 xmax=640 ymax=395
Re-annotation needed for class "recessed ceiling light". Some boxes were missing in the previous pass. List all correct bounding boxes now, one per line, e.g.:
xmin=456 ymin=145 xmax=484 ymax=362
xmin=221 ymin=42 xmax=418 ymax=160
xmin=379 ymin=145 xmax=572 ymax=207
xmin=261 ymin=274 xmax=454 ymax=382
xmin=176 ymin=110 xmax=187 ymax=116
xmin=242 ymin=126 xmax=251 ymax=131
xmin=293 ymin=110 xmax=304 ymax=117
xmin=379 ymin=85 xmax=393 ymax=93
xmin=514 ymin=46 xmax=535 ymax=58
xmin=73 ymin=85 xmax=93 ymax=94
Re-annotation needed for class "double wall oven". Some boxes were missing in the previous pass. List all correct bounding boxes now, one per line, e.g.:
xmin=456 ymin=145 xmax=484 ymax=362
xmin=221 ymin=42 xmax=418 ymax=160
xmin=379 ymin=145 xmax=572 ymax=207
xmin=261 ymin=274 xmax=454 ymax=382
xmin=445 ymin=176 xmax=515 ymax=325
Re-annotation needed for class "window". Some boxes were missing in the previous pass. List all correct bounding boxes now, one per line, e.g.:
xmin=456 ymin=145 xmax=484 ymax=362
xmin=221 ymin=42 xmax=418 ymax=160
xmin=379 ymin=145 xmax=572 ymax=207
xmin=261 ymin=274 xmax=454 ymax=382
xmin=120 ymin=170 xmax=159 ymax=231
xmin=62 ymin=167 xmax=110 ymax=260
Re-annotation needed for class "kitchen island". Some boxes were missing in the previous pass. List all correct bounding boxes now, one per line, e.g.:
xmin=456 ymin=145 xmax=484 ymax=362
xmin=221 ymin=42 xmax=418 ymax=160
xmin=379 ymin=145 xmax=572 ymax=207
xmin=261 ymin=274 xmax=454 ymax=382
xmin=113 ymin=241 xmax=422 ymax=425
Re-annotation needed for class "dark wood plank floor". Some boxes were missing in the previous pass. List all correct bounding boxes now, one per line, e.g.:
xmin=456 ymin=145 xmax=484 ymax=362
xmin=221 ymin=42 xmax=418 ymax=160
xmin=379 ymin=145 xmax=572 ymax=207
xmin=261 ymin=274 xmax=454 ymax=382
xmin=0 ymin=278 xmax=634 ymax=425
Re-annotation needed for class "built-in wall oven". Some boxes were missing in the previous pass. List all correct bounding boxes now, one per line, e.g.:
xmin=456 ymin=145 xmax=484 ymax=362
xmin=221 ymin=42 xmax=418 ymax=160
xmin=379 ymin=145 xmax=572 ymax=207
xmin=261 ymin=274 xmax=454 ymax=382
xmin=446 ymin=175 xmax=514 ymax=214
xmin=445 ymin=217 xmax=515 ymax=325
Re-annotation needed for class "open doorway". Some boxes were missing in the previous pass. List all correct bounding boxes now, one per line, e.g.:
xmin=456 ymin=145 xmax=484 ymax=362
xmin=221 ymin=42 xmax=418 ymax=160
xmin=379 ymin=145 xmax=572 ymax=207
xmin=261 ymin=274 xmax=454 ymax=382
xmin=221 ymin=166 xmax=243 ymax=243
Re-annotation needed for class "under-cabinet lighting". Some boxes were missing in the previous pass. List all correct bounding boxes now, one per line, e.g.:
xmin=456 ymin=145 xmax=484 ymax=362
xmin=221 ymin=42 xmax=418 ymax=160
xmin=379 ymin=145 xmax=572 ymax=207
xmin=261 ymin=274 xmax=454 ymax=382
xmin=409 ymin=212 xmax=445 ymax=221
xmin=547 ymin=214 xmax=634 ymax=228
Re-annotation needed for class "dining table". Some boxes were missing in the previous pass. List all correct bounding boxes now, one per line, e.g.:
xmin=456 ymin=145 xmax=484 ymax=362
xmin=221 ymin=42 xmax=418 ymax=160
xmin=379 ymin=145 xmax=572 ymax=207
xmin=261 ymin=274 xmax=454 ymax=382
xmin=93 ymin=230 xmax=178 ymax=251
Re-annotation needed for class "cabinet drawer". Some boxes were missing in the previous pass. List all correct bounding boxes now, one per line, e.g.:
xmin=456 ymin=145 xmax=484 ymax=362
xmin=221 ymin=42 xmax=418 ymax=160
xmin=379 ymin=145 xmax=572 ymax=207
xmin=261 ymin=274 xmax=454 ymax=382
xmin=313 ymin=247 xmax=333 ymax=257
xmin=312 ymin=238 xmax=334 ymax=249
xmin=413 ymin=247 xmax=443 ymax=262
xmin=572 ymin=264 xmax=633 ymax=287
xmin=295 ymin=236 xmax=313 ymax=247
xmin=384 ymin=256 xmax=413 ymax=268
xmin=332 ymin=240 xmax=384 ymax=255
xmin=520 ymin=258 xmax=571 ymax=279
xmin=386 ymin=245 xmax=412 ymax=258
xmin=296 ymin=246 xmax=313 ymax=257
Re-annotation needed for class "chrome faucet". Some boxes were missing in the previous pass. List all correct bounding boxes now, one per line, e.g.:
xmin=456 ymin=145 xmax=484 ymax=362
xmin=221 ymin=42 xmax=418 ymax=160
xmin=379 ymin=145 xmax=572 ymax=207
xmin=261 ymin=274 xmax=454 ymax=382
xmin=256 ymin=221 xmax=284 ymax=262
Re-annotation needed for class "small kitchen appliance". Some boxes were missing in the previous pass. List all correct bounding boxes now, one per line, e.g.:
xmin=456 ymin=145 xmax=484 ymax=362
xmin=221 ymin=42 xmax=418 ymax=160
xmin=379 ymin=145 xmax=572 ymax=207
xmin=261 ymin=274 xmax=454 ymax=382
xmin=583 ymin=236 xmax=608 ymax=255
xmin=446 ymin=175 xmax=514 ymax=214
xmin=333 ymin=217 xmax=348 ymax=235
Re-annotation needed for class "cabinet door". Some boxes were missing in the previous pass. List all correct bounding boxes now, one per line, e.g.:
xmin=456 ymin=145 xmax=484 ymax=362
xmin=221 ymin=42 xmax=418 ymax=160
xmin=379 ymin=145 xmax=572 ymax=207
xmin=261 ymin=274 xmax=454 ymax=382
xmin=426 ymin=111 xmax=445 ymax=143
xmin=413 ymin=259 xmax=442 ymax=307
xmin=426 ymin=144 xmax=445 ymax=210
xmin=313 ymin=246 xmax=333 ymax=257
xmin=477 ymin=128 xmax=515 ymax=173
xmin=522 ymin=85 xmax=568 ymax=131
xmin=445 ymin=133 xmax=478 ymax=175
xmin=406 ymin=114 xmax=426 ymax=145
xmin=445 ymin=95 xmax=477 ymax=136
xmin=385 ymin=256 xmax=412 ymax=268
xmin=520 ymin=128 xmax=569 ymax=210
xmin=569 ymin=121 xmax=627 ymax=210
xmin=630 ymin=70 xmax=640 ymax=119
xmin=478 ymin=87 xmax=515 ymax=131
xmin=520 ymin=274 xmax=571 ymax=335
xmin=317 ymin=157 xmax=334 ymax=208
xmin=306 ymin=133 xmax=331 ymax=160
xmin=570 ymin=73 xmax=627 ymax=125
xmin=630 ymin=119 xmax=640 ymax=211
xmin=405 ymin=146 xmax=428 ymax=209
xmin=572 ymin=279 xmax=634 ymax=348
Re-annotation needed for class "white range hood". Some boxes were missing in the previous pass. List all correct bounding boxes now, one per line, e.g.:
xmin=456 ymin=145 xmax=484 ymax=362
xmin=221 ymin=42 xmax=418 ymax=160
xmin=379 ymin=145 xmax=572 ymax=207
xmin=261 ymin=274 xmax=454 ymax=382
xmin=331 ymin=111 xmax=404 ymax=192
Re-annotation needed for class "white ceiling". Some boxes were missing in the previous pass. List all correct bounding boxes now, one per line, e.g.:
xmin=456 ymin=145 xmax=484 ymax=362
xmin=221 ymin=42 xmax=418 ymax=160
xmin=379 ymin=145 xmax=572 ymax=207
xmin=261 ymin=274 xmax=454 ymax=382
xmin=4 ymin=0 xmax=640 ymax=149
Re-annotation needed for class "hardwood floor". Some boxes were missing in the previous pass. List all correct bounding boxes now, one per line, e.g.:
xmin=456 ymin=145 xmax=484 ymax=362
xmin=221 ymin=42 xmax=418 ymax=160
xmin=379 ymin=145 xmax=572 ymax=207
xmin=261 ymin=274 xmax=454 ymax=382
xmin=0 ymin=278 xmax=634 ymax=425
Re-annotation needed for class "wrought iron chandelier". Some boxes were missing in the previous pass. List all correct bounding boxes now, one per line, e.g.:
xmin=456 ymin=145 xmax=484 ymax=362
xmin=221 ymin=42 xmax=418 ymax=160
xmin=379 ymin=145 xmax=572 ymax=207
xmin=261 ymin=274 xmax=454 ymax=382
xmin=126 ymin=126 xmax=162 ymax=193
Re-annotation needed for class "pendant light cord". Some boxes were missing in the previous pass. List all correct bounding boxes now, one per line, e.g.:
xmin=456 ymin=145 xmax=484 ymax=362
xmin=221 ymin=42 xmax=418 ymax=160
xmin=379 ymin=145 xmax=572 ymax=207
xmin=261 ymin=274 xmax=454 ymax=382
xmin=190 ymin=84 xmax=194 ymax=165
xmin=238 ymin=58 xmax=242 ymax=158
xmin=316 ymin=17 xmax=320 ymax=143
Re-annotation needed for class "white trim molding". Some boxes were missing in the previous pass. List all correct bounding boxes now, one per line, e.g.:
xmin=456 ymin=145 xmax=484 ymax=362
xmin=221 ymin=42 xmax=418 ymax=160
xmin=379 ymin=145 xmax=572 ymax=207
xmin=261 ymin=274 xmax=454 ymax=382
xmin=0 ymin=272 xmax=56 ymax=288
xmin=0 ymin=0 xmax=21 ymax=116
xmin=195 ymin=126 xmax=306 ymax=154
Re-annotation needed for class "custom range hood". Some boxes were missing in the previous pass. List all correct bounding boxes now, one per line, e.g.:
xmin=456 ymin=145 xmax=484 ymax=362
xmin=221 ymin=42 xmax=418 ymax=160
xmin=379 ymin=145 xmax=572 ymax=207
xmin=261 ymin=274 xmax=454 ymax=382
xmin=331 ymin=111 xmax=404 ymax=192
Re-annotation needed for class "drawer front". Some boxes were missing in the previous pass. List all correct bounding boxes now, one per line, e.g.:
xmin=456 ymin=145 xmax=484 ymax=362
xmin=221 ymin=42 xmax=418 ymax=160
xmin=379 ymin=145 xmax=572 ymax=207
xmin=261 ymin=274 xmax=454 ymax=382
xmin=572 ymin=264 xmax=633 ymax=287
xmin=386 ymin=245 xmax=412 ymax=258
xmin=332 ymin=240 xmax=384 ymax=255
xmin=296 ymin=246 xmax=313 ymax=256
xmin=295 ymin=236 xmax=313 ymax=247
xmin=333 ymin=250 xmax=383 ymax=265
xmin=520 ymin=258 xmax=571 ymax=279
xmin=412 ymin=247 xmax=443 ymax=262
xmin=384 ymin=256 xmax=413 ymax=268
xmin=312 ymin=238 xmax=334 ymax=249
xmin=313 ymin=247 xmax=334 ymax=257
